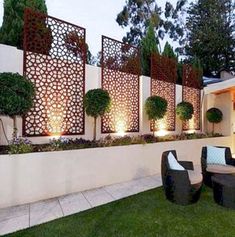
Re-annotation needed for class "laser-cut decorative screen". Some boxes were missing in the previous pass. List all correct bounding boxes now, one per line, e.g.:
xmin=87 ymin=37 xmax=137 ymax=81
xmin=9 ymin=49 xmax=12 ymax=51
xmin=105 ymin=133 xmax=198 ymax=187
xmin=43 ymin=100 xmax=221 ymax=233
xmin=182 ymin=64 xmax=202 ymax=131
xmin=151 ymin=54 xmax=177 ymax=131
xmin=23 ymin=9 xmax=86 ymax=136
xmin=101 ymin=36 xmax=140 ymax=133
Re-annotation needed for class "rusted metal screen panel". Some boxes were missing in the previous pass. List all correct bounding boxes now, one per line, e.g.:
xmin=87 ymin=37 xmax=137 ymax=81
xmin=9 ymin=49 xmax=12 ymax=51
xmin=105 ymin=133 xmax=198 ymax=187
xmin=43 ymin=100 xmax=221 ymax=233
xmin=23 ymin=9 xmax=86 ymax=136
xmin=101 ymin=36 xmax=140 ymax=133
xmin=182 ymin=64 xmax=202 ymax=131
xmin=150 ymin=54 xmax=177 ymax=131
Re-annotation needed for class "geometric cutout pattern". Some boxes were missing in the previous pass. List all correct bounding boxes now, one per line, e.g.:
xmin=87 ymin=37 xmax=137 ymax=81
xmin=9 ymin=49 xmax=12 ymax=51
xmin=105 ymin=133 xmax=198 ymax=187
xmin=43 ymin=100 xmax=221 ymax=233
xmin=182 ymin=64 xmax=202 ymax=131
xmin=101 ymin=36 xmax=140 ymax=133
xmin=151 ymin=54 xmax=177 ymax=131
xmin=23 ymin=9 xmax=86 ymax=136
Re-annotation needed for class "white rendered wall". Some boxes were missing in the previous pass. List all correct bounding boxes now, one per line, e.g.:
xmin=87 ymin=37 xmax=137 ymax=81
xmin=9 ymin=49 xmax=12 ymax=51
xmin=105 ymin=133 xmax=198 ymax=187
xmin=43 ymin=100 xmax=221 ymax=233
xmin=204 ymin=92 xmax=233 ymax=136
xmin=0 ymin=136 xmax=231 ymax=208
xmin=0 ymin=44 xmax=205 ymax=145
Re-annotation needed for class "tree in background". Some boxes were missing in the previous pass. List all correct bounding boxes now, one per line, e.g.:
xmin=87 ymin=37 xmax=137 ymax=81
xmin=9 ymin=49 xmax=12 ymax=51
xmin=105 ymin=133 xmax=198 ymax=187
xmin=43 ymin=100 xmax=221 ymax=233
xmin=116 ymin=0 xmax=187 ymax=47
xmin=64 ymin=31 xmax=95 ymax=65
xmin=162 ymin=41 xmax=177 ymax=60
xmin=0 ymin=0 xmax=47 ymax=49
xmin=162 ymin=41 xmax=185 ymax=85
xmin=184 ymin=0 xmax=235 ymax=77
xmin=141 ymin=23 xmax=159 ymax=76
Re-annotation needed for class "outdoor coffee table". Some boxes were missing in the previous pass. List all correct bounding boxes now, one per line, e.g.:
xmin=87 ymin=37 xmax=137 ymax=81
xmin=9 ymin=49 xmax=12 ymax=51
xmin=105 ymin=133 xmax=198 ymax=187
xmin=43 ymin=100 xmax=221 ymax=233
xmin=211 ymin=174 xmax=235 ymax=209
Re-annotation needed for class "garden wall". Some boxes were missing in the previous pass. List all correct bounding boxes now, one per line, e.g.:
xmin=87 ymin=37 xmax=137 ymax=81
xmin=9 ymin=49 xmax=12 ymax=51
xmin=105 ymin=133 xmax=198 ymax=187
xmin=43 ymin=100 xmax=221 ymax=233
xmin=0 ymin=136 xmax=232 ymax=208
xmin=0 ymin=44 xmax=189 ymax=145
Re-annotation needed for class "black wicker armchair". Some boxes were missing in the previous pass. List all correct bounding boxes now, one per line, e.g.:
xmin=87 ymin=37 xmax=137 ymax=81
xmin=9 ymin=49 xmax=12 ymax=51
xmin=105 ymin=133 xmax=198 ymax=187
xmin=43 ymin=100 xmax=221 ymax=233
xmin=201 ymin=146 xmax=235 ymax=187
xmin=161 ymin=150 xmax=202 ymax=205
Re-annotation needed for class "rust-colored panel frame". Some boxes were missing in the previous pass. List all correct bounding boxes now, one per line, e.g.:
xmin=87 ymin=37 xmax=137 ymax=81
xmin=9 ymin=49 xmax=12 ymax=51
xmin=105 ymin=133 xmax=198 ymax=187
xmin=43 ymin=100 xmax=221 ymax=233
xmin=101 ymin=36 xmax=140 ymax=133
xmin=150 ymin=54 xmax=177 ymax=131
xmin=182 ymin=64 xmax=202 ymax=131
xmin=23 ymin=9 xmax=86 ymax=136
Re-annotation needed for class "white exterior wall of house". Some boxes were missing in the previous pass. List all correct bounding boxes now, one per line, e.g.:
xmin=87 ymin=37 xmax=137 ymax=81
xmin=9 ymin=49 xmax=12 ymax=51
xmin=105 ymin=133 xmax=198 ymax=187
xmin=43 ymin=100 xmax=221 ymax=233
xmin=203 ymin=92 xmax=233 ymax=136
xmin=0 ymin=44 xmax=190 ymax=145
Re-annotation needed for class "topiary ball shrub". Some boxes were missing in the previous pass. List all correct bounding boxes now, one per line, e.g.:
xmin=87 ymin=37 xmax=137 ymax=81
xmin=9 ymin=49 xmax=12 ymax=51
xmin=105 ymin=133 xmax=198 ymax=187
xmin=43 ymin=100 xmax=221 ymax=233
xmin=176 ymin=101 xmax=194 ymax=121
xmin=0 ymin=73 xmax=35 ymax=117
xmin=145 ymin=96 xmax=168 ymax=135
xmin=206 ymin=108 xmax=223 ymax=133
xmin=0 ymin=72 xmax=35 ymax=138
xmin=206 ymin=108 xmax=223 ymax=124
xmin=84 ymin=89 xmax=111 ymax=140
xmin=145 ymin=96 xmax=168 ymax=121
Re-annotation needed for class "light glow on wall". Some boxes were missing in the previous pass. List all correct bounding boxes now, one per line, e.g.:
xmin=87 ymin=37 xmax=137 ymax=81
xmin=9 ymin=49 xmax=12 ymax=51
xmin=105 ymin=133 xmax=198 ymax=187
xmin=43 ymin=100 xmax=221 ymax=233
xmin=47 ymin=106 xmax=64 ymax=136
xmin=154 ymin=119 xmax=168 ymax=137
xmin=115 ymin=119 xmax=127 ymax=137
xmin=188 ymin=115 xmax=196 ymax=131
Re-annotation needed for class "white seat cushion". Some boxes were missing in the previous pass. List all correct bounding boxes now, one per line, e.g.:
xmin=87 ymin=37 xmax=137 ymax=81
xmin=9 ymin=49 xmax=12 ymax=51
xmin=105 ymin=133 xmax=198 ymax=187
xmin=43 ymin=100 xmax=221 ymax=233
xmin=168 ymin=152 xmax=185 ymax=171
xmin=188 ymin=170 xmax=203 ymax=185
xmin=206 ymin=164 xmax=235 ymax=174
xmin=207 ymin=146 xmax=226 ymax=165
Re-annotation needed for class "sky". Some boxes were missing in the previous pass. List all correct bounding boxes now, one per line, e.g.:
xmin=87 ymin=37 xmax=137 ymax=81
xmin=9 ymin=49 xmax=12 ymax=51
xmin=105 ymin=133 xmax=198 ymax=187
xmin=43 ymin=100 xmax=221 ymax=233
xmin=0 ymin=0 xmax=180 ymax=56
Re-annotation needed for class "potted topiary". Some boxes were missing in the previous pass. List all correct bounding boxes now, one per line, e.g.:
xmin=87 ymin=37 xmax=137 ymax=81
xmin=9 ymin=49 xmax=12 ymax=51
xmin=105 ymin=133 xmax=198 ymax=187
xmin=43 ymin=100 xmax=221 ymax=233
xmin=0 ymin=73 xmax=35 ymax=142
xmin=84 ymin=89 xmax=111 ymax=140
xmin=206 ymin=108 xmax=223 ymax=134
xmin=145 ymin=96 xmax=168 ymax=136
xmin=176 ymin=101 xmax=194 ymax=133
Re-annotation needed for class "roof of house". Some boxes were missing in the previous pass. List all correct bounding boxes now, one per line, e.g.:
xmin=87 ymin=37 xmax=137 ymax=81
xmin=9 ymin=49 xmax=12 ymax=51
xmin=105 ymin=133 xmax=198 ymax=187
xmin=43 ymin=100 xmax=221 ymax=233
xmin=204 ymin=76 xmax=235 ymax=94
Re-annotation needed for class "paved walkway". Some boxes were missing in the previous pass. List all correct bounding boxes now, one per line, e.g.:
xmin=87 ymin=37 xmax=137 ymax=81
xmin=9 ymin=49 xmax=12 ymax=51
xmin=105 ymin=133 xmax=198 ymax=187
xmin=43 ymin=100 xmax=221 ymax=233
xmin=0 ymin=174 xmax=162 ymax=236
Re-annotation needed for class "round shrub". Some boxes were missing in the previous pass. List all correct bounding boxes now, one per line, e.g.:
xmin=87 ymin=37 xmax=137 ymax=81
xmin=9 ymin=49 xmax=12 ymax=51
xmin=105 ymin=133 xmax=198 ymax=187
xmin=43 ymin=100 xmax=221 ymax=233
xmin=206 ymin=108 xmax=223 ymax=124
xmin=0 ymin=73 xmax=35 ymax=138
xmin=206 ymin=108 xmax=223 ymax=133
xmin=84 ymin=89 xmax=111 ymax=140
xmin=0 ymin=73 xmax=35 ymax=117
xmin=84 ymin=89 xmax=111 ymax=118
xmin=176 ymin=102 xmax=194 ymax=121
xmin=145 ymin=96 xmax=168 ymax=121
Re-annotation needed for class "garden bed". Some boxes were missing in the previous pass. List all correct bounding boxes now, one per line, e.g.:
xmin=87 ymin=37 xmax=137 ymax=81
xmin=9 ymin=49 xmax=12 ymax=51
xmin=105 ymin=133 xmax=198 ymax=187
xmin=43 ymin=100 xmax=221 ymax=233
xmin=0 ymin=135 xmax=232 ymax=209
xmin=0 ymin=133 xmax=223 ymax=155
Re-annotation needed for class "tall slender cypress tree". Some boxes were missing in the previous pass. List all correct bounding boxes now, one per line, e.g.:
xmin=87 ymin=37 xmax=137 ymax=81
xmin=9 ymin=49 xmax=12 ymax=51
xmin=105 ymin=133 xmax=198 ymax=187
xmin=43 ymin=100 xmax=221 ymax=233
xmin=141 ymin=23 xmax=159 ymax=76
xmin=0 ymin=0 xmax=47 ymax=49
xmin=162 ymin=42 xmax=177 ymax=60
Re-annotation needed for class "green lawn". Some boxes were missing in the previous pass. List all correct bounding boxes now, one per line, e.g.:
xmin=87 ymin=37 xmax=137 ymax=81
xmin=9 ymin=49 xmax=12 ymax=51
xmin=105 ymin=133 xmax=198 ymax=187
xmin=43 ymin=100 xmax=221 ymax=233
xmin=6 ymin=187 xmax=235 ymax=237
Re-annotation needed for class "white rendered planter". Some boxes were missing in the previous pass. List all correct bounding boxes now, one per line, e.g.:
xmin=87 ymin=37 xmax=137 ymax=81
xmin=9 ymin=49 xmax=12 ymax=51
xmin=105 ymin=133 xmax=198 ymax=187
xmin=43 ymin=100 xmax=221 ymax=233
xmin=0 ymin=136 xmax=232 ymax=208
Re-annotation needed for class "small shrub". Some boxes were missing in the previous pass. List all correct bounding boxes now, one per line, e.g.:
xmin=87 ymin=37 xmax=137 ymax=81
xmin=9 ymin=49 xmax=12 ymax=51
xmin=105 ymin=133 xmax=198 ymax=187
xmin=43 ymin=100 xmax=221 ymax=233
xmin=206 ymin=108 xmax=223 ymax=133
xmin=145 ymin=96 xmax=168 ymax=135
xmin=141 ymin=134 xmax=157 ymax=143
xmin=131 ymin=135 xmax=146 ymax=145
xmin=84 ymin=89 xmax=111 ymax=140
xmin=176 ymin=101 xmax=194 ymax=132
xmin=49 ymin=137 xmax=70 ymax=151
xmin=9 ymin=137 xmax=33 ymax=154
xmin=111 ymin=136 xmax=132 ymax=146
xmin=0 ymin=73 xmax=35 ymax=139
xmin=176 ymin=102 xmax=194 ymax=121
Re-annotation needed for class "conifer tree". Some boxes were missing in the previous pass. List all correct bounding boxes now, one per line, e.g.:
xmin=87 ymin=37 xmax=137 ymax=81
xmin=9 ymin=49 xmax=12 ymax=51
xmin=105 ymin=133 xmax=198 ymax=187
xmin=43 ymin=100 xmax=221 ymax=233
xmin=0 ymin=0 xmax=47 ymax=49
xmin=185 ymin=0 xmax=235 ymax=77
xmin=140 ymin=23 xmax=159 ymax=76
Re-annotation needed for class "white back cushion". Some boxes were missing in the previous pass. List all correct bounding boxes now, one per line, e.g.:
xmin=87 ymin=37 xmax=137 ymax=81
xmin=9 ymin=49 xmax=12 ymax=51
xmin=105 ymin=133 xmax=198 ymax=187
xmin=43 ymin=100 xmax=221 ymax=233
xmin=168 ymin=152 xmax=185 ymax=170
xmin=206 ymin=146 xmax=226 ymax=165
